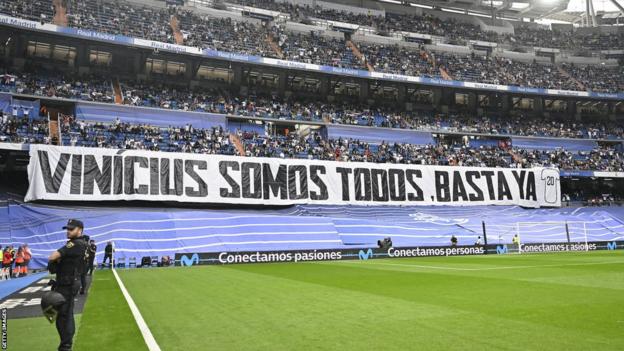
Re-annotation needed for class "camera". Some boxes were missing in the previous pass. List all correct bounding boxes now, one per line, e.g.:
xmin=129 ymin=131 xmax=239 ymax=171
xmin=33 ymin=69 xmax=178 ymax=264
xmin=377 ymin=237 xmax=393 ymax=250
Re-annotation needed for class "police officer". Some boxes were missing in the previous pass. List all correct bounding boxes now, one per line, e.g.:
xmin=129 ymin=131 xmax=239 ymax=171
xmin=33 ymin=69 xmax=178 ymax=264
xmin=87 ymin=240 xmax=97 ymax=276
xmin=79 ymin=235 xmax=90 ymax=295
xmin=47 ymin=219 xmax=87 ymax=351
xmin=102 ymin=241 xmax=113 ymax=267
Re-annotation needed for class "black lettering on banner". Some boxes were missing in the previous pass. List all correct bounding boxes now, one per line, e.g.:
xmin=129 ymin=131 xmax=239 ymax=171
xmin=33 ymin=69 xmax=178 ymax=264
xmin=263 ymin=164 xmax=287 ymax=200
xmin=497 ymin=171 xmax=512 ymax=200
xmin=371 ymin=169 xmax=389 ymax=202
xmin=160 ymin=158 xmax=183 ymax=196
xmin=452 ymin=171 xmax=468 ymax=202
xmin=406 ymin=169 xmax=423 ymax=201
xmin=335 ymin=167 xmax=352 ymax=201
xmin=113 ymin=155 xmax=123 ymax=195
xmin=219 ymin=161 xmax=240 ymax=198
xmin=185 ymin=160 xmax=208 ymax=197
xmin=354 ymin=168 xmax=371 ymax=201
xmin=512 ymin=170 xmax=526 ymax=199
xmin=481 ymin=171 xmax=496 ymax=200
xmin=525 ymin=172 xmax=537 ymax=201
xmin=388 ymin=169 xmax=405 ymax=201
xmin=242 ymin=162 xmax=261 ymax=199
xmin=309 ymin=165 xmax=328 ymax=200
xmin=124 ymin=156 xmax=148 ymax=195
xmin=30 ymin=147 xmax=552 ymax=207
xmin=83 ymin=155 xmax=112 ymax=195
xmin=149 ymin=158 xmax=159 ymax=195
xmin=435 ymin=171 xmax=450 ymax=202
xmin=288 ymin=165 xmax=308 ymax=200
xmin=37 ymin=151 xmax=70 ymax=194
xmin=70 ymin=154 xmax=82 ymax=195
xmin=465 ymin=171 xmax=484 ymax=202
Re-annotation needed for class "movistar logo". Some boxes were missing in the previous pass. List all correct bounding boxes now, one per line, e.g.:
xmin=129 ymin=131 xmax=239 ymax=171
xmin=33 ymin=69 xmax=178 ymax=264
xmin=607 ymin=242 xmax=617 ymax=250
xmin=358 ymin=249 xmax=373 ymax=260
xmin=496 ymin=245 xmax=508 ymax=254
xmin=180 ymin=253 xmax=199 ymax=266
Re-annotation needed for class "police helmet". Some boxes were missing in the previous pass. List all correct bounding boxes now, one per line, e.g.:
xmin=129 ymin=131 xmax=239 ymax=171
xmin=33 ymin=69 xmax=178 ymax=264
xmin=41 ymin=291 xmax=66 ymax=323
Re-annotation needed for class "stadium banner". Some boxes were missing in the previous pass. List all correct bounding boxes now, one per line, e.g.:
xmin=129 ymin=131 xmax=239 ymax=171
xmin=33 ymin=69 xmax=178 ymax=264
xmin=489 ymin=240 xmax=624 ymax=255
xmin=25 ymin=144 xmax=561 ymax=207
xmin=175 ymin=240 xmax=623 ymax=266
xmin=174 ymin=245 xmax=486 ymax=266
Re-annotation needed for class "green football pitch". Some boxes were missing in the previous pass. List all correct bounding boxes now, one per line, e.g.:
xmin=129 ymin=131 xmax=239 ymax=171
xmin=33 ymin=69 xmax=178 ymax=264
xmin=9 ymin=251 xmax=624 ymax=350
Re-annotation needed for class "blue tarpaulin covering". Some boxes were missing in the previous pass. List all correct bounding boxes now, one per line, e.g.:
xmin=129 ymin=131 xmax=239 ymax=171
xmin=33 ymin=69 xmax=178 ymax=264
xmin=0 ymin=93 xmax=11 ymax=114
xmin=2 ymin=199 xmax=623 ymax=269
xmin=10 ymin=98 xmax=40 ymax=119
xmin=327 ymin=125 xmax=434 ymax=145
xmin=512 ymin=136 xmax=598 ymax=151
xmin=75 ymin=102 xmax=227 ymax=129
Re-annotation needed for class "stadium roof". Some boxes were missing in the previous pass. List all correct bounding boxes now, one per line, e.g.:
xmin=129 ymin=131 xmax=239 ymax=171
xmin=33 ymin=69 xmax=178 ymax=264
xmin=378 ymin=0 xmax=624 ymax=23
xmin=381 ymin=0 xmax=570 ymax=20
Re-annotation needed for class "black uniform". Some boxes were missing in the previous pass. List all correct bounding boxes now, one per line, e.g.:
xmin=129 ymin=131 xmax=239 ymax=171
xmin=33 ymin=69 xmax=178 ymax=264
xmin=102 ymin=242 xmax=113 ymax=266
xmin=87 ymin=243 xmax=97 ymax=275
xmin=52 ymin=237 xmax=87 ymax=351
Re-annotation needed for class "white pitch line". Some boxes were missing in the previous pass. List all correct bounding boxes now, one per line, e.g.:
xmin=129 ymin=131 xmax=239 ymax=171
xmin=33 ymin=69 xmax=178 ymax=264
xmin=347 ymin=260 xmax=624 ymax=272
xmin=112 ymin=268 xmax=162 ymax=351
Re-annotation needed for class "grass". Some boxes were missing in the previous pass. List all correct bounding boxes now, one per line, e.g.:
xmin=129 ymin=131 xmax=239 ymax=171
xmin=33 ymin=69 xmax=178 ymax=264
xmin=73 ymin=270 xmax=147 ymax=351
xmin=118 ymin=251 xmax=624 ymax=350
xmin=9 ymin=251 xmax=624 ymax=350
xmin=7 ymin=315 xmax=81 ymax=350
xmin=7 ymin=269 xmax=146 ymax=350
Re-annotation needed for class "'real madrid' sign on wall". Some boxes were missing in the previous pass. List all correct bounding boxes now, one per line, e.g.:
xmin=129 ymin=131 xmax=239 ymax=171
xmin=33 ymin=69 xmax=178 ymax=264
xmin=25 ymin=145 xmax=560 ymax=207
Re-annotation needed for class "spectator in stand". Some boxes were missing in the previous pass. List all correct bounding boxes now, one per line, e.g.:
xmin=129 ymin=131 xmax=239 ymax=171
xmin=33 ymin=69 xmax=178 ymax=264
xmin=2 ymin=113 xmax=624 ymax=171
xmin=1 ymin=0 xmax=621 ymax=92
xmin=5 ymin=67 xmax=622 ymax=139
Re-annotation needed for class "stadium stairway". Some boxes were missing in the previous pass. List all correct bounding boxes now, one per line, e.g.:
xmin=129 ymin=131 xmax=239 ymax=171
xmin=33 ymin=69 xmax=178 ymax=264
xmin=170 ymin=15 xmax=184 ymax=45
xmin=439 ymin=67 xmax=453 ymax=80
xmin=267 ymin=33 xmax=284 ymax=59
xmin=49 ymin=119 xmax=60 ymax=145
xmin=346 ymin=40 xmax=374 ymax=72
xmin=557 ymin=66 xmax=586 ymax=91
xmin=427 ymin=51 xmax=452 ymax=80
xmin=52 ymin=0 xmax=68 ymax=26
xmin=229 ymin=133 xmax=246 ymax=156
xmin=112 ymin=78 xmax=123 ymax=104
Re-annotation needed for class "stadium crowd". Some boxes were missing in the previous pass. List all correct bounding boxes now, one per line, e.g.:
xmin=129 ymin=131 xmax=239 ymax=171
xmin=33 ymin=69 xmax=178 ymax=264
xmin=0 ymin=71 xmax=114 ymax=103
xmin=2 ymin=113 xmax=623 ymax=172
xmin=1 ymin=0 xmax=623 ymax=93
xmin=2 ymin=70 xmax=622 ymax=140
xmin=66 ymin=0 xmax=175 ymax=43
xmin=226 ymin=0 xmax=623 ymax=51
xmin=229 ymin=0 xmax=499 ymax=45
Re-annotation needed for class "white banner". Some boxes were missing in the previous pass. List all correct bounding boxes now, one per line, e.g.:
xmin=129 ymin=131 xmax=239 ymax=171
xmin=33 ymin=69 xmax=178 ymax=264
xmin=25 ymin=145 xmax=560 ymax=207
